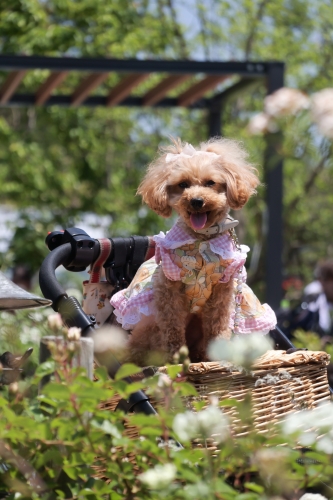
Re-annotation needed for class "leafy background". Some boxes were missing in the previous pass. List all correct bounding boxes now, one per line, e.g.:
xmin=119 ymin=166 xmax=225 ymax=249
xmin=0 ymin=0 xmax=333 ymax=301
xmin=1 ymin=2 xmax=333 ymax=497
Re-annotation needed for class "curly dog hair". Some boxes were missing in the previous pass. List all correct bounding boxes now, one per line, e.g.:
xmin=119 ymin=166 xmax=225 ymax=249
xmin=125 ymin=137 xmax=260 ymax=365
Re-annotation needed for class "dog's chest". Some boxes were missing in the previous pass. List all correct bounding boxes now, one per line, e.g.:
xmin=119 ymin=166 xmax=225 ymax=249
xmin=168 ymin=241 xmax=233 ymax=313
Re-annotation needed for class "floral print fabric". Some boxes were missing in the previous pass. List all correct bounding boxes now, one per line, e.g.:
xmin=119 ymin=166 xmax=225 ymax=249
xmin=169 ymin=240 xmax=237 ymax=313
xmin=110 ymin=220 xmax=277 ymax=334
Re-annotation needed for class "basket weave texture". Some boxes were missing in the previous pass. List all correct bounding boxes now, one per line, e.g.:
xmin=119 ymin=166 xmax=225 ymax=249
xmin=100 ymin=349 xmax=331 ymax=445
xmin=178 ymin=349 xmax=330 ymax=440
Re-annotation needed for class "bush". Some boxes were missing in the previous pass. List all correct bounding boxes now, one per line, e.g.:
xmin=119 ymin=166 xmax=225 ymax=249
xmin=1 ymin=316 xmax=333 ymax=499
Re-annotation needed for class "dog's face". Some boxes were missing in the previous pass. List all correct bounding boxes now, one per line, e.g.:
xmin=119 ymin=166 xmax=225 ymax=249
xmin=166 ymin=156 xmax=230 ymax=231
xmin=137 ymin=139 xmax=260 ymax=231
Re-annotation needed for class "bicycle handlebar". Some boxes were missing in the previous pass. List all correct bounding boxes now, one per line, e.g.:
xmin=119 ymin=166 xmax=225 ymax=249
xmin=39 ymin=243 xmax=72 ymax=309
xmin=38 ymin=238 xmax=158 ymax=417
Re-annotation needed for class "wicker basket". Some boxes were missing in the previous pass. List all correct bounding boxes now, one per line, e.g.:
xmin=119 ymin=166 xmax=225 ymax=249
xmin=92 ymin=349 xmax=331 ymax=479
xmin=178 ymin=349 xmax=331 ymax=443
xmin=101 ymin=350 xmax=331 ymax=442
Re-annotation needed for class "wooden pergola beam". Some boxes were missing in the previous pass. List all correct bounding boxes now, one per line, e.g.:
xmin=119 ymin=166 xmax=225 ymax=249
xmin=0 ymin=71 xmax=26 ymax=104
xmin=178 ymin=75 xmax=230 ymax=107
xmin=107 ymin=74 xmax=150 ymax=106
xmin=35 ymin=72 xmax=68 ymax=105
xmin=143 ymin=74 xmax=191 ymax=106
xmin=71 ymin=73 xmax=109 ymax=106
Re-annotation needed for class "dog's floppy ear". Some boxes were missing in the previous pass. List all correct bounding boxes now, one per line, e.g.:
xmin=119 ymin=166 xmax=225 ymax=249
xmin=223 ymin=169 xmax=259 ymax=210
xmin=203 ymin=138 xmax=260 ymax=209
xmin=137 ymin=168 xmax=172 ymax=218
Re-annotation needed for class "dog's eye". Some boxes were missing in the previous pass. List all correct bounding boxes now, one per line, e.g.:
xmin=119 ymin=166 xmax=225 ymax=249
xmin=205 ymin=180 xmax=215 ymax=187
xmin=178 ymin=181 xmax=189 ymax=189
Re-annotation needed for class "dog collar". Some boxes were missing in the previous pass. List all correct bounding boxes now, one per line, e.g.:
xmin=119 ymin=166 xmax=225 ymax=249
xmin=194 ymin=216 xmax=239 ymax=236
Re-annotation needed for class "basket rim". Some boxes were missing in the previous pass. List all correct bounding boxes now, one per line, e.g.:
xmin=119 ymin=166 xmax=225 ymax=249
xmin=166 ymin=349 xmax=331 ymax=376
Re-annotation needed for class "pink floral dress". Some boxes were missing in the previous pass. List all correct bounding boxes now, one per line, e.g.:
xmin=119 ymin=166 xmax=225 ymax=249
xmin=110 ymin=220 xmax=276 ymax=334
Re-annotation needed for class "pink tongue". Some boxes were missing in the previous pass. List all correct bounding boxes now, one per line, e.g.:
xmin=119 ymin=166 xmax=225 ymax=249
xmin=190 ymin=212 xmax=207 ymax=230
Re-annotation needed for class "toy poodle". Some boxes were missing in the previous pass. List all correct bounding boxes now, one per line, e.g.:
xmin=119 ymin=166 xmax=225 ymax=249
xmin=111 ymin=138 xmax=276 ymax=365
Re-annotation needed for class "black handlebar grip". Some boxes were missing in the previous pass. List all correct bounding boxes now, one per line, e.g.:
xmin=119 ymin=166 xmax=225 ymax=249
xmin=39 ymin=243 xmax=72 ymax=310
xmin=57 ymin=295 xmax=96 ymax=333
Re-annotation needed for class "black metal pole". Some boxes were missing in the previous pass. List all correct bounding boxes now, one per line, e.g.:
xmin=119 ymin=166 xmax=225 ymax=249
xmin=264 ymin=62 xmax=285 ymax=311
xmin=208 ymin=101 xmax=222 ymax=138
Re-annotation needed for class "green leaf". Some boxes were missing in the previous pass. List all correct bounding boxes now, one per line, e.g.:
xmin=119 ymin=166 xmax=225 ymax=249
xmin=38 ymin=395 xmax=58 ymax=408
xmin=63 ymin=466 xmax=79 ymax=480
xmin=243 ymin=482 xmax=264 ymax=494
xmin=0 ymin=396 xmax=9 ymax=408
xmin=219 ymin=398 xmax=241 ymax=408
xmin=236 ymin=494 xmax=261 ymax=500
xmin=42 ymin=382 xmax=71 ymax=400
xmin=94 ymin=366 xmax=109 ymax=382
xmin=165 ymin=365 xmax=182 ymax=378
xmin=114 ymin=363 xmax=142 ymax=380
xmin=120 ymin=381 xmax=146 ymax=398
xmin=35 ymin=360 xmax=56 ymax=377
xmin=176 ymin=381 xmax=198 ymax=397
xmin=91 ymin=419 xmax=122 ymax=438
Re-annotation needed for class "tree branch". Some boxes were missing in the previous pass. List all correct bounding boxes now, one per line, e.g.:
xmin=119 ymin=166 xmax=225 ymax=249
xmin=244 ymin=0 xmax=269 ymax=59
xmin=0 ymin=439 xmax=48 ymax=495
xmin=165 ymin=0 xmax=189 ymax=59
xmin=288 ymin=149 xmax=331 ymax=213
xmin=196 ymin=0 xmax=210 ymax=60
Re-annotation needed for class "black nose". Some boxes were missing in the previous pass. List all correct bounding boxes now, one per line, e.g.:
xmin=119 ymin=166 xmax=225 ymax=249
xmin=190 ymin=197 xmax=204 ymax=209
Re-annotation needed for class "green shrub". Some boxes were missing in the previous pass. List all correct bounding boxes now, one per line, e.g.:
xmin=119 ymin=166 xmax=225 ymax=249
xmin=1 ymin=316 xmax=333 ymax=499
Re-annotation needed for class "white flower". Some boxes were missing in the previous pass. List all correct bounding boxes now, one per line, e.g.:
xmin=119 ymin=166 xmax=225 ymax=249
xmin=247 ymin=112 xmax=278 ymax=135
xmin=47 ymin=313 xmax=63 ymax=332
xmin=299 ymin=494 xmax=328 ymax=500
xmin=311 ymin=89 xmax=333 ymax=139
xmin=252 ymin=448 xmax=291 ymax=493
xmin=316 ymin=114 xmax=333 ymax=138
xmin=173 ymin=411 xmax=199 ymax=441
xmin=184 ymin=481 xmax=210 ymax=496
xmin=208 ymin=334 xmax=273 ymax=369
xmin=173 ymin=406 xmax=229 ymax=444
xmin=20 ymin=325 xmax=42 ymax=344
xmin=138 ymin=463 xmax=176 ymax=489
xmin=316 ymin=436 xmax=333 ymax=454
xmin=157 ymin=373 xmax=172 ymax=388
xmin=209 ymin=395 xmax=219 ymax=406
xmin=196 ymin=406 xmax=229 ymax=443
xmin=311 ymin=88 xmax=333 ymax=118
xmin=92 ymin=326 xmax=129 ymax=353
xmin=264 ymin=87 xmax=310 ymax=117
xmin=299 ymin=431 xmax=317 ymax=446
xmin=282 ymin=402 xmax=333 ymax=450
xmin=252 ymin=448 xmax=289 ymax=474
xmin=67 ymin=327 xmax=81 ymax=341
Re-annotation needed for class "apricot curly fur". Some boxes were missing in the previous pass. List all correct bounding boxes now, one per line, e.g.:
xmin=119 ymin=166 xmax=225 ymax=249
xmin=125 ymin=137 xmax=260 ymax=365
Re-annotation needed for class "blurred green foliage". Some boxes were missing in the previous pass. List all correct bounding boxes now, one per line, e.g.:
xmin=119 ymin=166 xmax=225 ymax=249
xmin=1 ymin=316 xmax=333 ymax=498
xmin=0 ymin=0 xmax=332 ymax=296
